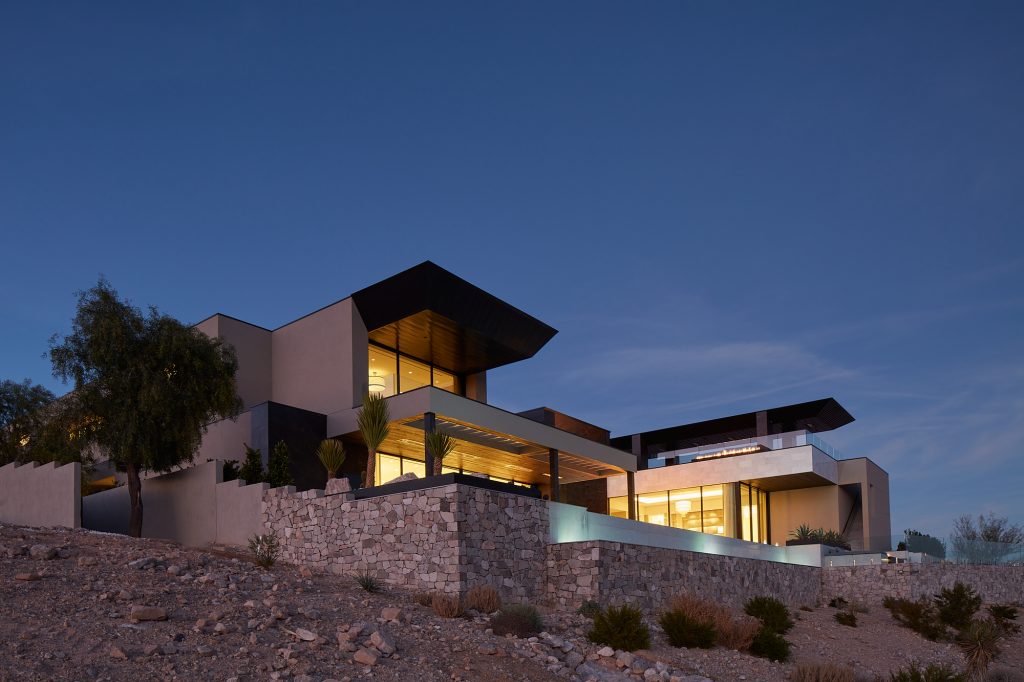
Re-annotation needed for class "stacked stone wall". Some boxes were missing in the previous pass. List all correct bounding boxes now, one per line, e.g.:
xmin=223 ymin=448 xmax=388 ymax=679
xmin=822 ymin=563 xmax=1024 ymax=605
xmin=546 ymin=540 xmax=821 ymax=612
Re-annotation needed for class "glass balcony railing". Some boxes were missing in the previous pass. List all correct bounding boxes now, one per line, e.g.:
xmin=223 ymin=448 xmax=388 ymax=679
xmin=646 ymin=429 xmax=848 ymax=467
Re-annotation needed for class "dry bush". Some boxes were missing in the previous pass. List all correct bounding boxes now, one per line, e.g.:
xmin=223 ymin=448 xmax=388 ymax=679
xmin=465 ymin=585 xmax=502 ymax=614
xmin=792 ymin=662 xmax=855 ymax=682
xmin=431 ymin=593 xmax=464 ymax=618
xmin=413 ymin=592 xmax=433 ymax=607
xmin=665 ymin=593 xmax=758 ymax=651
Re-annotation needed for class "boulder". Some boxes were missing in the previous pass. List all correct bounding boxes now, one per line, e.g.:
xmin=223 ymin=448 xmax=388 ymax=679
xmin=130 ymin=606 xmax=168 ymax=621
xmin=383 ymin=472 xmax=417 ymax=485
xmin=353 ymin=648 xmax=379 ymax=666
xmin=370 ymin=628 xmax=396 ymax=655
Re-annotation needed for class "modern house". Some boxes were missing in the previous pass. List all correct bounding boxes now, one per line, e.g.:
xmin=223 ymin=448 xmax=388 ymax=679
xmin=192 ymin=261 xmax=890 ymax=551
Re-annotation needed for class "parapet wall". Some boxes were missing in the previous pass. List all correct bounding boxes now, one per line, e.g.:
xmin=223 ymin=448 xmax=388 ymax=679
xmin=0 ymin=461 xmax=81 ymax=529
xmin=822 ymin=563 xmax=1024 ymax=605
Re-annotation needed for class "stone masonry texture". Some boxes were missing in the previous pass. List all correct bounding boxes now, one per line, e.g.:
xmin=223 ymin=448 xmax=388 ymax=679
xmin=822 ymin=563 xmax=1024 ymax=605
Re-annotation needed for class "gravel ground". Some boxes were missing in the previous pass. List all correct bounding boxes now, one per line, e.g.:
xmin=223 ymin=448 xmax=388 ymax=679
xmin=2 ymin=524 xmax=1021 ymax=682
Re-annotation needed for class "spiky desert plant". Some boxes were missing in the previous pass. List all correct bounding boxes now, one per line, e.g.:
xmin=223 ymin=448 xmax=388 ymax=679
xmin=425 ymin=430 xmax=455 ymax=476
xmin=356 ymin=392 xmax=390 ymax=488
xmin=248 ymin=533 xmax=280 ymax=569
xmin=957 ymin=618 xmax=1003 ymax=679
xmin=355 ymin=571 xmax=381 ymax=593
xmin=316 ymin=438 xmax=347 ymax=479
xmin=790 ymin=524 xmax=816 ymax=541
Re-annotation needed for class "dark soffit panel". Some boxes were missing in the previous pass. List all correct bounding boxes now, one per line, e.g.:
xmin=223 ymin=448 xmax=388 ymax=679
xmin=351 ymin=261 xmax=558 ymax=374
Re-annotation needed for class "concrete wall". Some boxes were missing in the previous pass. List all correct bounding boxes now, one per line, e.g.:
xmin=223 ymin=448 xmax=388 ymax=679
xmin=272 ymin=298 xmax=368 ymax=416
xmin=838 ymin=458 xmax=891 ymax=551
xmin=0 ymin=461 xmax=81 ymax=529
xmin=822 ymin=563 xmax=1024 ymax=605
xmin=195 ymin=411 xmax=253 ymax=464
xmin=770 ymin=485 xmax=841 ymax=546
xmin=195 ymin=315 xmax=272 ymax=410
xmin=81 ymin=460 xmax=265 ymax=548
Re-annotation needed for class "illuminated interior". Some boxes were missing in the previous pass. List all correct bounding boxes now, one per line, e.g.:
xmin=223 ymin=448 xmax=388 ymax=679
xmin=610 ymin=482 xmax=769 ymax=543
xmin=368 ymin=344 xmax=459 ymax=397
xmin=376 ymin=452 xmax=534 ymax=488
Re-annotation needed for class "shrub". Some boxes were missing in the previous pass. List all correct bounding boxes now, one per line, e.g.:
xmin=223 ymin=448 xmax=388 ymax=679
xmin=888 ymin=663 xmax=967 ymax=682
xmin=935 ymin=582 xmax=982 ymax=631
xmin=790 ymin=523 xmax=816 ymax=541
xmin=587 ymin=604 xmax=650 ymax=652
xmin=749 ymin=626 xmax=790 ymax=662
xmin=833 ymin=611 xmax=857 ymax=627
xmin=355 ymin=572 xmax=381 ymax=593
xmin=239 ymin=443 xmax=264 ymax=484
xmin=431 ymin=593 xmax=464 ymax=618
xmin=819 ymin=529 xmax=852 ymax=550
xmin=248 ymin=533 xmax=280 ymax=569
xmin=883 ymin=596 xmax=948 ymax=641
xmin=828 ymin=597 xmax=849 ymax=609
xmin=745 ymin=596 xmax=794 ymax=634
xmin=792 ymin=662 xmax=855 ymax=682
xmin=266 ymin=440 xmax=294 ymax=488
xmin=222 ymin=460 xmax=240 ymax=482
xmin=577 ymin=600 xmax=602 ymax=618
xmin=491 ymin=603 xmax=543 ymax=637
xmin=665 ymin=593 xmax=757 ymax=651
xmin=465 ymin=585 xmax=502 ymax=614
xmin=413 ymin=592 xmax=433 ymax=607
xmin=659 ymin=610 xmax=716 ymax=648
xmin=988 ymin=604 xmax=1021 ymax=635
xmin=957 ymin=618 xmax=1004 ymax=679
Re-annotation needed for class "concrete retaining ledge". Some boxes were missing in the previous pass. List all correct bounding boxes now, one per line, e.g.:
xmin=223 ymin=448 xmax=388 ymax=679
xmin=0 ymin=460 xmax=81 ymax=529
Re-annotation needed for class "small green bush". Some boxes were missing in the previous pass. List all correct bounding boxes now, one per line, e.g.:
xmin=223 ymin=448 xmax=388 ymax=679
xmin=248 ymin=533 xmax=280 ymax=568
xmin=659 ymin=610 xmax=716 ymax=648
xmin=491 ymin=603 xmax=544 ymax=637
xmin=222 ymin=460 xmax=240 ymax=481
xmin=883 ymin=596 xmax=947 ymax=641
xmin=587 ymin=604 xmax=650 ymax=652
xmin=239 ymin=443 xmax=264 ymax=484
xmin=266 ymin=440 xmax=295 ymax=488
xmin=887 ymin=662 xmax=966 ymax=682
xmin=934 ymin=582 xmax=981 ymax=631
xmin=745 ymin=596 xmax=794 ymax=634
xmin=577 ymin=600 xmax=602 ymax=619
xmin=355 ymin=572 xmax=381 ymax=593
xmin=833 ymin=611 xmax=857 ymax=627
xmin=749 ymin=626 xmax=790 ymax=662
xmin=988 ymin=604 xmax=1021 ymax=635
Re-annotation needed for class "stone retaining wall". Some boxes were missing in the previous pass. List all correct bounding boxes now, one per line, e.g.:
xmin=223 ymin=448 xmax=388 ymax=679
xmin=546 ymin=540 xmax=821 ymax=611
xmin=822 ymin=563 xmax=1024 ymax=605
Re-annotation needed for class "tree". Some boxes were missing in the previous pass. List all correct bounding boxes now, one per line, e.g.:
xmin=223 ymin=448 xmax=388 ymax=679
xmin=238 ymin=443 xmax=264 ymax=484
xmin=356 ymin=392 xmax=390 ymax=487
xmin=950 ymin=513 xmax=1024 ymax=565
xmin=266 ymin=440 xmax=294 ymax=488
xmin=49 ymin=279 xmax=240 ymax=537
xmin=0 ymin=379 xmax=57 ymax=464
xmin=897 ymin=529 xmax=946 ymax=559
xmin=316 ymin=438 xmax=347 ymax=479
xmin=426 ymin=431 xmax=455 ymax=476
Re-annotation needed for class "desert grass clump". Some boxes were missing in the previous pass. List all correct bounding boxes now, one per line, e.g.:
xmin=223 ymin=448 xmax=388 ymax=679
xmin=792 ymin=662 xmax=855 ymax=682
xmin=957 ymin=618 xmax=1004 ymax=680
xmin=248 ymin=533 xmax=280 ymax=569
xmin=745 ymin=595 xmax=794 ymax=634
xmin=587 ymin=604 xmax=650 ymax=652
xmin=659 ymin=610 xmax=716 ymax=649
xmin=355 ymin=572 xmax=382 ymax=593
xmin=665 ymin=593 xmax=757 ymax=651
xmin=935 ymin=582 xmax=982 ymax=631
xmin=413 ymin=592 xmax=433 ymax=607
xmin=431 ymin=593 xmax=464 ymax=618
xmin=491 ymin=603 xmax=544 ymax=637
xmin=883 ymin=596 xmax=948 ymax=641
xmin=833 ymin=610 xmax=857 ymax=627
xmin=465 ymin=585 xmax=502 ymax=614
xmin=887 ymin=663 xmax=966 ymax=682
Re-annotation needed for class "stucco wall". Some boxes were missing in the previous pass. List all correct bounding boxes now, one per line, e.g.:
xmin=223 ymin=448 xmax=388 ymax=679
xmin=0 ymin=461 xmax=81 ymax=529
xmin=822 ymin=563 xmax=1024 ymax=605
xmin=195 ymin=315 xmax=272 ymax=410
xmin=195 ymin=411 xmax=253 ymax=464
xmin=837 ymin=458 xmax=891 ymax=551
xmin=770 ymin=486 xmax=841 ymax=547
xmin=215 ymin=478 xmax=269 ymax=547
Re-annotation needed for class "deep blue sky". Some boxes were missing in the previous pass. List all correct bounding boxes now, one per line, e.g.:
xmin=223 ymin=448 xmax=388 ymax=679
xmin=2 ymin=2 xmax=1022 ymax=539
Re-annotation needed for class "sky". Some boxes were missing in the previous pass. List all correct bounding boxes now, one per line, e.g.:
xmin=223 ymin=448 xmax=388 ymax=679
xmin=2 ymin=2 xmax=1022 ymax=539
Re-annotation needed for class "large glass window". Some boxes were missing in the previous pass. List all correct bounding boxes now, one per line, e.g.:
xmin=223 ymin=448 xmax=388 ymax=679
xmin=368 ymin=346 xmax=398 ymax=397
xmin=399 ymin=355 xmax=431 ymax=392
xmin=609 ymin=482 xmax=767 ymax=543
xmin=637 ymin=491 xmax=669 ymax=526
xmin=432 ymin=367 xmax=458 ymax=393
xmin=740 ymin=483 xmax=753 ymax=541
xmin=377 ymin=453 xmax=402 ymax=484
xmin=669 ymin=487 xmax=702 ymax=532
xmin=376 ymin=451 xmax=534 ymax=487
xmin=369 ymin=344 xmax=461 ymax=397
xmin=701 ymin=485 xmax=727 ymax=536
xmin=609 ymin=496 xmax=629 ymax=519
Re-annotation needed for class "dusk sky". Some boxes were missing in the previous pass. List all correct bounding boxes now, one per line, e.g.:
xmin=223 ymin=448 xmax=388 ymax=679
xmin=2 ymin=2 xmax=1022 ymax=539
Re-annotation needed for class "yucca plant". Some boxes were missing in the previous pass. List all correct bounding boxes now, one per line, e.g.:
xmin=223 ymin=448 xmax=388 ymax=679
xmin=425 ymin=431 xmax=455 ymax=475
xmin=316 ymin=438 xmax=347 ymax=479
xmin=356 ymin=392 xmax=390 ymax=487
xmin=957 ymin=618 xmax=1003 ymax=679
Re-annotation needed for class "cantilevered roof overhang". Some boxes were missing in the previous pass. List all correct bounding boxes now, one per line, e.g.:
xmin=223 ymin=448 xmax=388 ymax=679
xmin=350 ymin=261 xmax=558 ymax=374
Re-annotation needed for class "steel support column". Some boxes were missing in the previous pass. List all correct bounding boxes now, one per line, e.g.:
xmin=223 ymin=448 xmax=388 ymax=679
xmin=424 ymin=411 xmax=436 ymax=476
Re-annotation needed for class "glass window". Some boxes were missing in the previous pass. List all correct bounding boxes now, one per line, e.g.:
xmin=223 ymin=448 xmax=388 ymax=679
xmin=403 ymin=458 xmax=426 ymax=479
xmin=378 ymin=454 xmax=402 ymax=485
xmin=759 ymin=489 xmax=769 ymax=544
xmin=740 ymin=484 xmax=753 ymax=541
xmin=609 ymin=496 xmax=629 ymax=519
xmin=432 ymin=366 xmax=458 ymax=393
xmin=637 ymin=491 xmax=669 ymax=526
xmin=669 ymin=487 xmax=703 ymax=532
xmin=399 ymin=355 xmax=431 ymax=393
xmin=701 ymin=485 xmax=727 ymax=536
xmin=368 ymin=346 xmax=397 ymax=397
xmin=441 ymin=465 xmax=460 ymax=475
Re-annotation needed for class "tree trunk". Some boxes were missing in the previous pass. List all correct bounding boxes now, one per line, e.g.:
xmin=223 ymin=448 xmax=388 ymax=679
xmin=433 ymin=458 xmax=442 ymax=477
xmin=365 ymin=447 xmax=376 ymax=488
xmin=126 ymin=461 xmax=144 ymax=538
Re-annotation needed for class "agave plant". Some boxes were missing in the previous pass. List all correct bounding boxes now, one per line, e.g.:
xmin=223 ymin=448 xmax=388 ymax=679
xmin=819 ymin=529 xmax=852 ymax=550
xmin=316 ymin=438 xmax=347 ymax=479
xmin=356 ymin=392 xmax=390 ymax=487
xmin=790 ymin=524 xmax=816 ymax=541
xmin=425 ymin=430 xmax=456 ymax=476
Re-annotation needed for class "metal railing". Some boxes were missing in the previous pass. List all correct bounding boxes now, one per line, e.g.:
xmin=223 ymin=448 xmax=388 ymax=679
xmin=646 ymin=429 xmax=849 ymax=468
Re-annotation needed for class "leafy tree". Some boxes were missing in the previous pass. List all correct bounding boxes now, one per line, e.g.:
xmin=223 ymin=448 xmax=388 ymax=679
xmin=897 ymin=529 xmax=946 ymax=559
xmin=238 ymin=444 xmax=264 ymax=484
xmin=950 ymin=513 xmax=1024 ymax=565
xmin=426 ymin=431 xmax=455 ymax=475
xmin=49 ymin=278 xmax=240 ymax=537
xmin=356 ymin=392 xmax=390 ymax=487
xmin=266 ymin=440 xmax=294 ymax=488
xmin=0 ymin=379 xmax=61 ymax=464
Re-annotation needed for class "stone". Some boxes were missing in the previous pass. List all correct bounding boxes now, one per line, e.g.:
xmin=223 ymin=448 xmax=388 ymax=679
xmin=325 ymin=477 xmax=352 ymax=495
xmin=78 ymin=555 xmax=98 ymax=567
xmin=299 ymin=566 xmax=313 ymax=578
xmin=370 ymin=628 xmax=396 ymax=655
xmin=15 ymin=572 xmax=41 ymax=581
xmin=127 ymin=557 xmax=156 ymax=570
xmin=565 ymin=651 xmax=584 ymax=669
xmin=616 ymin=652 xmax=634 ymax=668
xmin=477 ymin=643 xmax=498 ymax=655
xmin=160 ymin=642 xmax=178 ymax=656
xmin=109 ymin=646 xmax=128 ymax=660
xmin=380 ymin=607 xmax=402 ymax=623
xmin=29 ymin=545 xmax=57 ymax=560
xmin=289 ymin=628 xmax=317 ymax=642
xmin=597 ymin=646 xmax=615 ymax=657
xmin=196 ymin=645 xmax=215 ymax=657
xmin=130 ymin=606 xmax=168 ymax=621
xmin=353 ymin=648 xmax=379 ymax=666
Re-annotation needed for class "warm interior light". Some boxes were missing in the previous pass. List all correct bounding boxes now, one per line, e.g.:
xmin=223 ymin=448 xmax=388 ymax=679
xmin=675 ymin=500 xmax=691 ymax=513
xmin=693 ymin=445 xmax=762 ymax=461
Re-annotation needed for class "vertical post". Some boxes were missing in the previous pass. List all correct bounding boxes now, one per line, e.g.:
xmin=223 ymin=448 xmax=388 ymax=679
xmin=626 ymin=471 xmax=636 ymax=520
xmin=548 ymin=448 xmax=560 ymax=502
xmin=424 ymin=411 xmax=435 ymax=476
